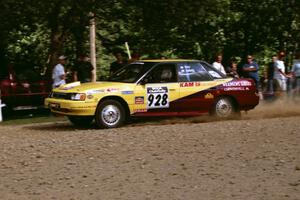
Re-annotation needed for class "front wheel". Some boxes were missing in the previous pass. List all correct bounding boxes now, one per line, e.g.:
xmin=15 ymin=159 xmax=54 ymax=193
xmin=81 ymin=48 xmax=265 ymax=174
xmin=212 ymin=97 xmax=239 ymax=118
xmin=95 ymin=100 xmax=125 ymax=128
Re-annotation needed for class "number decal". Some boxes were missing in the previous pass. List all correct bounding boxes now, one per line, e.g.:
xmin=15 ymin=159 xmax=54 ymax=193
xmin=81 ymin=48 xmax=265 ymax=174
xmin=147 ymin=87 xmax=169 ymax=109
xmin=148 ymin=94 xmax=154 ymax=107
xmin=154 ymin=95 xmax=161 ymax=106
xmin=161 ymin=94 xmax=168 ymax=105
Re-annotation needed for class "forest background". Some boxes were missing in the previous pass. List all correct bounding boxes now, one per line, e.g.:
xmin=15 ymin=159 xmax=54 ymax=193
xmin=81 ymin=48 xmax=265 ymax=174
xmin=1 ymin=0 xmax=300 ymax=79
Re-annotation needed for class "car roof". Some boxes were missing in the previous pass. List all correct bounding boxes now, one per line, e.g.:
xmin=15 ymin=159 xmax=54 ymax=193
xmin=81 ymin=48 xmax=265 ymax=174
xmin=139 ymin=59 xmax=200 ymax=63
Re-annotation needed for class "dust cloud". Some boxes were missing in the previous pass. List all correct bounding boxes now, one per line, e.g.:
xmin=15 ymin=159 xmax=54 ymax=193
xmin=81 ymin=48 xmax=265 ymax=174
xmin=245 ymin=97 xmax=300 ymax=119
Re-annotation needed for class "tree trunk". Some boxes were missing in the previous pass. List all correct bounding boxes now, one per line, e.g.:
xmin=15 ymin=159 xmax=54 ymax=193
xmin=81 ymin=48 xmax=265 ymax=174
xmin=45 ymin=2 xmax=69 ymax=81
xmin=45 ymin=29 xmax=69 ymax=81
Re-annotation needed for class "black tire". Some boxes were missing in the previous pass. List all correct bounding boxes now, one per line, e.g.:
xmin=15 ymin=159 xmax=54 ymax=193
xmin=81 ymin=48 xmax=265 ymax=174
xmin=212 ymin=97 xmax=240 ymax=118
xmin=95 ymin=100 xmax=125 ymax=128
xmin=68 ymin=116 xmax=94 ymax=127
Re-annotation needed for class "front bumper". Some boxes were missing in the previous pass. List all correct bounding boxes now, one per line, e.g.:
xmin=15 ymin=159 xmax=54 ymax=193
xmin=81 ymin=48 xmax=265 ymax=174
xmin=44 ymin=98 xmax=97 ymax=116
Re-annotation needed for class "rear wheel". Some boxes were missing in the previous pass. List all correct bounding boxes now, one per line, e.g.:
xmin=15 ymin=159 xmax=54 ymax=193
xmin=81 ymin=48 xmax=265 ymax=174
xmin=212 ymin=97 xmax=239 ymax=118
xmin=68 ymin=116 xmax=94 ymax=127
xmin=95 ymin=100 xmax=125 ymax=128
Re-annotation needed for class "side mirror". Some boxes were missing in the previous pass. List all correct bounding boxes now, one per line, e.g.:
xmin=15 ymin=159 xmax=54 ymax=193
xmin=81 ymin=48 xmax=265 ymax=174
xmin=139 ymin=77 xmax=149 ymax=85
xmin=140 ymin=78 xmax=147 ymax=85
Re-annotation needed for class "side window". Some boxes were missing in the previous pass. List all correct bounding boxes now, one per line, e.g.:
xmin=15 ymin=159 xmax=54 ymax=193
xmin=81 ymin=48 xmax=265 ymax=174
xmin=177 ymin=62 xmax=212 ymax=82
xmin=144 ymin=64 xmax=177 ymax=83
xmin=200 ymin=61 xmax=227 ymax=79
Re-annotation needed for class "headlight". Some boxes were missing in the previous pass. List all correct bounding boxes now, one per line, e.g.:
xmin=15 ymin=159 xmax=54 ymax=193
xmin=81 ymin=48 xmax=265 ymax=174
xmin=70 ymin=93 xmax=86 ymax=101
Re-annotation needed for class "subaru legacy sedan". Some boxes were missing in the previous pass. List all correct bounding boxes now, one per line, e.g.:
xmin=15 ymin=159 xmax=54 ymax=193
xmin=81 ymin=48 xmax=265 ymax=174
xmin=45 ymin=60 xmax=259 ymax=128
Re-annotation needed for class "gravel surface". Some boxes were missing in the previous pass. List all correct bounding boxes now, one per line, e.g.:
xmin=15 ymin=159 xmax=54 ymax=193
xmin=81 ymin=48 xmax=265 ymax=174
xmin=0 ymin=100 xmax=300 ymax=200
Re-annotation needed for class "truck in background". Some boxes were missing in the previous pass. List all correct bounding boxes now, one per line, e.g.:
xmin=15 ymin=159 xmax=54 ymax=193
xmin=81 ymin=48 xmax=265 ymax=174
xmin=0 ymin=64 xmax=51 ymax=117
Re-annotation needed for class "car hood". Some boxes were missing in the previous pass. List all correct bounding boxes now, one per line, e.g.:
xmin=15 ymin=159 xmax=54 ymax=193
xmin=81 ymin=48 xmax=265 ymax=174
xmin=53 ymin=81 xmax=135 ymax=93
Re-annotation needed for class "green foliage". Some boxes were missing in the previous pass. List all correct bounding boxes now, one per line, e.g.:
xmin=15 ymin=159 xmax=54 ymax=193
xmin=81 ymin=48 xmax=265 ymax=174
xmin=1 ymin=0 xmax=300 ymax=78
xmin=6 ymin=24 xmax=49 ymax=65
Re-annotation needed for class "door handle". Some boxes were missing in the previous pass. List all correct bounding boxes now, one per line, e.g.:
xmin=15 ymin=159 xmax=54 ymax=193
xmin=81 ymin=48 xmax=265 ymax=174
xmin=169 ymin=89 xmax=176 ymax=91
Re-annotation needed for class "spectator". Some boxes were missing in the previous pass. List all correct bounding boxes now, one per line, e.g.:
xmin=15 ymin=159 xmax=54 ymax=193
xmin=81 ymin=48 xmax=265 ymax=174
xmin=291 ymin=52 xmax=300 ymax=95
xmin=226 ymin=60 xmax=239 ymax=79
xmin=274 ymin=51 xmax=288 ymax=93
xmin=242 ymin=55 xmax=260 ymax=89
xmin=52 ymin=55 xmax=67 ymax=88
xmin=128 ymin=52 xmax=141 ymax=63
xmin=72 ymin=54 xmax=94 ymax=83
xmin=110 ymin=50 xmax=127 ymax=75
xmin=212 ymin=54 xmax=226 ymax=75
xmin=266 ymin=55 xmax=277 ymax=94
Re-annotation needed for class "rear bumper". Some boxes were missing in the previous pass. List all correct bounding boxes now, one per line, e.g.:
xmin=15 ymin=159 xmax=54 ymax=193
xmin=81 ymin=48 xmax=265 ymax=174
xmin=238 ymin=93 xmax=260 ymax=111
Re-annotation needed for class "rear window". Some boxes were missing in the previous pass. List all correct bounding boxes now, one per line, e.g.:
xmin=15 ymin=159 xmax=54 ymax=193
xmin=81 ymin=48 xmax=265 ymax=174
xmin=200 ymin=61 xmax=227 ymax=79
xmin=177 ymin=62 xmax=213 ymax=82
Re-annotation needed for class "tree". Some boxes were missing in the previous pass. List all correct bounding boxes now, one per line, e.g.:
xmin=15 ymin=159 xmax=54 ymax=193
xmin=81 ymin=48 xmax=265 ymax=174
xmin=1 ymin=0 xmax=300 ymax=79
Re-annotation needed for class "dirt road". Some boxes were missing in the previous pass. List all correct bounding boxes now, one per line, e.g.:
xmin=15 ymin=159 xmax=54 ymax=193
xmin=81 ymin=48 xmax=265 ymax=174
xmin=0 ymin=100 xmax=300 ymax=200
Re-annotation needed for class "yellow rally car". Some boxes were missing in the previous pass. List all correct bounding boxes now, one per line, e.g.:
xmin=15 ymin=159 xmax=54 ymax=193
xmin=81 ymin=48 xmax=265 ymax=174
xmin=45 ymin=60 xmax=259 ymax=128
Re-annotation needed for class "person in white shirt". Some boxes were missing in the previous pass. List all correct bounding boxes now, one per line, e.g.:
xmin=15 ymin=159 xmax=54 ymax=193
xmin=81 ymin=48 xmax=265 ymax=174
xmin=212 ymin=54 xmax=226 ymax=75
xmin=52 ymin=55 xmax=67 ymax=88
xmin=274 ymin=51 xmax=288 ymax=91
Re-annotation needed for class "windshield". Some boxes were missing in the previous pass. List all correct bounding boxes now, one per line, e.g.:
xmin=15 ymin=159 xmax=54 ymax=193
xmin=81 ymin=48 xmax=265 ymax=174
xmin=108 ymin=62 xmax=155 ymax=83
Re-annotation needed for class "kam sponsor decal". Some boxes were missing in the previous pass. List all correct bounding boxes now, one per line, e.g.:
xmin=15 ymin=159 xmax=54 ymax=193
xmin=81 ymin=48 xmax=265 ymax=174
xmin=135 ymin=96 xmax=144 ymax=104
xmin=179 ymin=81 xmax=218 ymax=87
xmin=147 ymin=86 xmax=169 ymax=109
xmin=180 ymin=82 xmax=201 ymax=87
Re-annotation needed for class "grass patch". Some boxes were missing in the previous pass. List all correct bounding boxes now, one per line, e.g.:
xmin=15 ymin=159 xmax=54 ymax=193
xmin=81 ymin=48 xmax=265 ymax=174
xmin=0 ymin=109 xmax=67 ymax=125
xmin=1 ymin=116 xmax=68 ymax=125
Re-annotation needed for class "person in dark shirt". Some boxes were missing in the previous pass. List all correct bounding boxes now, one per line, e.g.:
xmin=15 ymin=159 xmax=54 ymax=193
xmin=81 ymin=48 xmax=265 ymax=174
xmin=110 ymin=51 xmax=127 ymax=75
xmin=226 ymin=60 xmax=240 ymax=79
xmin=266 ymin=56 xmax=277 ymax=94
xmin=72 ymin=54 xmax=94 ymax=83
xmin=242 ymin=55 xmax=260 ymax=89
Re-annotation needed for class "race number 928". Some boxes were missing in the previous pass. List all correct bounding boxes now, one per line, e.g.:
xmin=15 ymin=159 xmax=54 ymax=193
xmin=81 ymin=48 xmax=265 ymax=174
xmin=147 ymin=87 xmax=169 ymax=109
